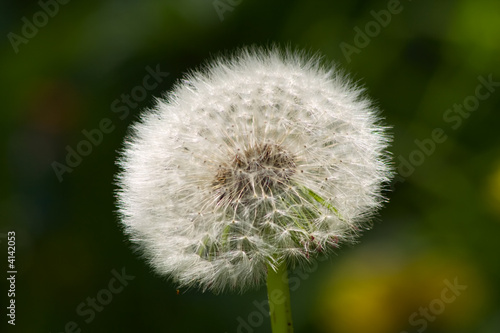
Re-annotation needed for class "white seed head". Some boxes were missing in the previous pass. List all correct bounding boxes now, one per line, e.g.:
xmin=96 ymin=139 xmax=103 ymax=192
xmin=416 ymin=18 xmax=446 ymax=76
xmin=116 ymin=47 xmax=393 ymax=293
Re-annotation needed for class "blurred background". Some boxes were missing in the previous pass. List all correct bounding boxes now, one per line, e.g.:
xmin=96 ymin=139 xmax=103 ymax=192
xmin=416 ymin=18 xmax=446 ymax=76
xmin=1 ymin=0 xmax=499 ymax=332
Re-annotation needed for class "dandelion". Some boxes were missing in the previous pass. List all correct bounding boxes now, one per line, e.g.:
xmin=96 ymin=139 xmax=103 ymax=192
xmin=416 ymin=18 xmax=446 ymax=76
xmin=116 ymin=47 xmax=392 ymax=332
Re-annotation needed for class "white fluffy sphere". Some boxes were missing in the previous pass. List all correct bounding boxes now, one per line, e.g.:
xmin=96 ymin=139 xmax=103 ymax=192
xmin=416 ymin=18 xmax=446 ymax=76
xmin=116 ymin=47 xmax=392 ymax=293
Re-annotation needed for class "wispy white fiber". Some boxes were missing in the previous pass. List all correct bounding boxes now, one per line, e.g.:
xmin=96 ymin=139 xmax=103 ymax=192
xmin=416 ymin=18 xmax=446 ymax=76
xmin=116 ymin=47 xmax=393 ymax=293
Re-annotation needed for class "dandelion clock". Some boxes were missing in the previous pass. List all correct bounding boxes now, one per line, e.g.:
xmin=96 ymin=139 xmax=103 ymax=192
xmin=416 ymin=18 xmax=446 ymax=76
xmin=116 ymin=47 xmax=393 ymax=332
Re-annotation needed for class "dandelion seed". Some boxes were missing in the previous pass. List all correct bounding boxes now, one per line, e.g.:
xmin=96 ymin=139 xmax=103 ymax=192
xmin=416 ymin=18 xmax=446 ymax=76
xmin=116 ymin=47 xmax=392 ymax=297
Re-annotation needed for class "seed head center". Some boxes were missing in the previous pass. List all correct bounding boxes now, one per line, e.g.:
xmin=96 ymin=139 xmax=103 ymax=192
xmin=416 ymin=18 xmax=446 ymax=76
xmin=213 ymin=143 xmax=296 ymax=204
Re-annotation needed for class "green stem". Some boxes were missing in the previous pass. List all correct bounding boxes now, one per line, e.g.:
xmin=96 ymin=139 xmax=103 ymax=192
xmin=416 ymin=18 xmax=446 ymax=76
xmin=266 ymin=262 xmax=294 ymax=333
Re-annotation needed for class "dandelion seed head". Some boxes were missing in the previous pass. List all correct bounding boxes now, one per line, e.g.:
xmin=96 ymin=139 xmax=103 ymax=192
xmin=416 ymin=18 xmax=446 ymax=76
xmin=116 ymin=47 xmax=393 ymax=293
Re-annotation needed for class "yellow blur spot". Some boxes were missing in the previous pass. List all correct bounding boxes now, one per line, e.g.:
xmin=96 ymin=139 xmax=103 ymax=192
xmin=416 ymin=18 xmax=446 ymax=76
xmin=315 ymin=251 xmax=489 ymax=333
xmin=486 ymin=163 xmax=500 ymax=217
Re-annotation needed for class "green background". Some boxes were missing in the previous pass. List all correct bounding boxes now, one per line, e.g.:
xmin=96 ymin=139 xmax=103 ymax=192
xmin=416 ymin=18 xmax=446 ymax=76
xmin=1 ymin=0 xmax=499 ymax=332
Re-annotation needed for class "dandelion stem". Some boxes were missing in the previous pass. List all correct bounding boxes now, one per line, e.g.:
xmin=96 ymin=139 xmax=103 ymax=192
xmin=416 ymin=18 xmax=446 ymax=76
xmin=266 ymin=262 xmax=294 ymax=333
